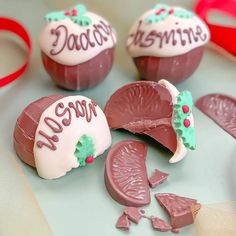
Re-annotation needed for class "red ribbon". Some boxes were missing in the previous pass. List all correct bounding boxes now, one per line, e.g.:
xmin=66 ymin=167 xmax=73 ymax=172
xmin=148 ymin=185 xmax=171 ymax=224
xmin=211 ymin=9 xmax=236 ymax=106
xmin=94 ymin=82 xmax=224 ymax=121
xmin=0 ymin=17 xmax=31 ymax=88
xmin=194 ymin=0 xmax=236 ymax=56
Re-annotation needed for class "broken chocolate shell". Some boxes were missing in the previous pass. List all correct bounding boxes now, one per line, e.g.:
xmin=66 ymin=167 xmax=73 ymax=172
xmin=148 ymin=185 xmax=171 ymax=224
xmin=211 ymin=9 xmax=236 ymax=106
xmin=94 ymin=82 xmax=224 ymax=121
xmin=104 ymin=79 xmax=196 ymax=163
xmin=115 ymin=214 xmax=130 ymax=231
xmin=123 ymin=207 xmax=143 ymax=224
xmin=105 ymin=140 xmax=150 ymax=207
xmin=148 ymin=169 xmax=169 ymax=188
xmin=155 ymin=193 xmax=199 ymax=229
xmin=151 ymin=216 xmax=172 ymax=232
xmin=195 ymin=93 xmax=236 ymax=139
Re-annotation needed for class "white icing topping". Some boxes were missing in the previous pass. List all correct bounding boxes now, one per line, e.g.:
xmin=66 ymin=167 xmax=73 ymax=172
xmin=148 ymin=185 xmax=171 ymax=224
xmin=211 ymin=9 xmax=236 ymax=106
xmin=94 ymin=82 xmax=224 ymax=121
xmin=158 ymin=79 xmax=194 ymax=163
xmin=33 ymin=95 xmax=111 ymax=179
xmin=126 ymin=7 xmax=210 ymax=58
xmin=39 ymin=12 xmax=117 ymax=65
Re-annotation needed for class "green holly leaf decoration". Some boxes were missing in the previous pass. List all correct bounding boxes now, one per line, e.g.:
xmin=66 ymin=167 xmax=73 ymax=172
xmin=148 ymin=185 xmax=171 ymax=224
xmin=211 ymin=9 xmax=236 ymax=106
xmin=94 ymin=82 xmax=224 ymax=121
xmin=45 ymin=11 xmax=67 ymax=22
xmin=74 ymin=4 xmax=87 ymax=15
xmin=145 ymin=4 xmax=194 ymax=24
xmin=74 ymin=135 xmax=95 ymax=167
xmin=71 ymin=15 xmax=92 ymax=26
xmin=153 ymin=4 xmax=170 ymax=11
xmin=174 ymin=9 xmax=194 ymax=19
xmin=173 ymin=91 xmax=196 ymax=150
xmin=44 ymin=4 xmax=92 ymax=27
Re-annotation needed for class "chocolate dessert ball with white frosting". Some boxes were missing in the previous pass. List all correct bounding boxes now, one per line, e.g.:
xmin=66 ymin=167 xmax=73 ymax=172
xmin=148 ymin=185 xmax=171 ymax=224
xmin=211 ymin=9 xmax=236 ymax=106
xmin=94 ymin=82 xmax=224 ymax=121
xmin=39 ymin=4 xmax=117 ymax=90
xmin=126 ymin=4 xmax=210 ymax=84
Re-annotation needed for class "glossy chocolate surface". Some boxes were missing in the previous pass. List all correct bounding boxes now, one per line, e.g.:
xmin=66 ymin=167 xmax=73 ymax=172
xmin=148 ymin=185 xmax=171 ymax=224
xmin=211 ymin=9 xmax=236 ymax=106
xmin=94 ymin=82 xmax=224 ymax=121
xmin=14 ymin=95 xmax=64 ymax=167
xmin=133 ymin=46 xmax=204 ymax=84
xmin=104 ymin=81 xmax=177 ymax=153
xmin=105 ymin=140 xmax=150 ymax=207
xmin=195 ymin=93 xmax=236 ymax=139
xmin=42 ymin=48 xmax=115 ymax=91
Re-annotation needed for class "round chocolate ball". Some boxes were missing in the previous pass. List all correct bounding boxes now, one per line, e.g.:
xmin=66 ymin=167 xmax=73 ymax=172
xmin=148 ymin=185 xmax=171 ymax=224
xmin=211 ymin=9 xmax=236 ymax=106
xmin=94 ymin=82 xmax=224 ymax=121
xmin=126 ymin=4 xmax=210 ymax=84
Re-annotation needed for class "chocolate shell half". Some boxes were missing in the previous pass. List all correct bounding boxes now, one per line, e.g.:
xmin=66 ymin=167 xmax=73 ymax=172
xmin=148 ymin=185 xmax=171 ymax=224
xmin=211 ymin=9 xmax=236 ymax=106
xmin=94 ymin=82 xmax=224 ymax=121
xmin=14 ymin=95 xmax=64 ymax=167
xmin=105 ymin=140 xmax=150 ymax=207
xmin=104 ymin=81 xmax=177 ymax=153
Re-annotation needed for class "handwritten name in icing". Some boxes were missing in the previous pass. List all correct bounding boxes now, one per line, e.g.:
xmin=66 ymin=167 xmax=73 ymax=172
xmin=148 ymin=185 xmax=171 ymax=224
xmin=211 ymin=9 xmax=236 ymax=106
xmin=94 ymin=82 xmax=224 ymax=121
xmin=36 ymin=99 xmax=97 ymax=151
xmin=50 ymin=20 xmax=115 ymax=55
xmin=127 ymin=20 xmax=207 ymax=49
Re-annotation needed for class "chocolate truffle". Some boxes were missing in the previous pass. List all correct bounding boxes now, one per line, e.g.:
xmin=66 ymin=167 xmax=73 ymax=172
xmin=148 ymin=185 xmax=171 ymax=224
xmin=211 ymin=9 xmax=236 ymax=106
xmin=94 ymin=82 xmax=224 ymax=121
xmin=14 ymin=95 xmax=111 ymax=179
xmin=39 ymin=4 xmax=117 ymax=90
xmin=105 ymin=140 xmax=150 ymax=207
xmin=104 ymin=79 xmax=196 ymax=163
xmin=126 ymin=3 xmax=210 ymax=84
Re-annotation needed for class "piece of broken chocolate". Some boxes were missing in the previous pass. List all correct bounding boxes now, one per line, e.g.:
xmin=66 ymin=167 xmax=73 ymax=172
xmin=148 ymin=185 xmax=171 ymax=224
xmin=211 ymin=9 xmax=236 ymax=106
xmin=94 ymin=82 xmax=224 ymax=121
xmin=123 ymin=207 xmax=143 ymax=224
xmin=151 ymin=216 xmax=172 ymax=232
xmin=148 ymin=169 xmax=169 ymax=188
xmin=105 ymin=140 xmax=150 ymax=207
xmin=195 ymin=93 xmax=236 ymax=139
xmin=116 ymin=214 xmax=130 ymax=231
xmin=155 ymin=193 xmax=200 ymax=228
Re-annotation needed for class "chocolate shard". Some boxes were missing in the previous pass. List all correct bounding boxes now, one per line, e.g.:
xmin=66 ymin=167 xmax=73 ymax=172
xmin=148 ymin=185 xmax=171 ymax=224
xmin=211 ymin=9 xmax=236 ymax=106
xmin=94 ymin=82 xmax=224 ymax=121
xmin=195 ymin=94 xmax=236 ymax=139
xmin=105 ymin=140 xmax=150 ymax=207
xmin=123 ymin=207 xmax=142 ymax=224
xmin=115 ymin=214 xmax=130 ymax=231
xmin=148 ymin=169 xmax=169 ymax=188
xmin=155 ymin=193 xmax=199 ymax=228
xmin=151 ymin=216 xmax=172 ymax=232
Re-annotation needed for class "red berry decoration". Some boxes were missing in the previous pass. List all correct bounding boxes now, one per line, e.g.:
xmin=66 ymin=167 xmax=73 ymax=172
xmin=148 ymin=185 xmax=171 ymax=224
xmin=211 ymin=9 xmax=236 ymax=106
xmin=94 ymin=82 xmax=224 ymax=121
xmin=182 ymin=105 xmax=189 ymax=114
xmin=183 ymin=119 xmax=191 ymax=128
xmin=168 ymin=9 xmax=174 ymax=14
xmin=86 ymin=156 xmax=94 ymax=164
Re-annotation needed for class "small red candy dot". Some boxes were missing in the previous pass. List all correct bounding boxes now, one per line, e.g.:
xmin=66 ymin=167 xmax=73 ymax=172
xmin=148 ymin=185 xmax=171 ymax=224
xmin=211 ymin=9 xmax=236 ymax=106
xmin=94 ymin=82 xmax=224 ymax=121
xmin=71 ymin=9 xmax=78 ymax=16
xmin=64 ymin=11 xmax=70 ymax=16
xmin=182 ymin=105 xmax=189 ymax=114
xmin=168 ymin=9 xmax=174 ymax=14
xmin=155 ymin=11 xmax=161 ymax=15
xmin=183 ymin=119 xmax=191 ymax=128
xmin=86 ymin=156 xmax=94 ymax=164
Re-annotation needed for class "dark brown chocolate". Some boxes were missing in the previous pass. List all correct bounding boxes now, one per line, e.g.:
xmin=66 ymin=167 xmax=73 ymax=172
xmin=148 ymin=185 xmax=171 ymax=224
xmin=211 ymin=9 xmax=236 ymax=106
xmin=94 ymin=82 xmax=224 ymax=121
xmin=155 ymin=193 xmax=199 ymax=229
xmin=104 ymin=81 xmax=178 ymax=153
xmin=195 ymin=94 xmax=236 ymax=138
xmin=42 ymin=47 xmax=114 ymax=91
xmin=133 ymin=46 xmax=204 ymax=84
xmin=115 ymin=214 xmax=130 ymax=231
xmin=148 ymin=169 xmax=169 ymax=188
xmin=14 ymin=95 xmax=64 ymax=167
xmin=151 ymin=217 xmax=172 ymax=232
xmin=105 ymin=140 xmax=150 ymax=207
xmin=123 ymin=207 xmax=142 ymax=224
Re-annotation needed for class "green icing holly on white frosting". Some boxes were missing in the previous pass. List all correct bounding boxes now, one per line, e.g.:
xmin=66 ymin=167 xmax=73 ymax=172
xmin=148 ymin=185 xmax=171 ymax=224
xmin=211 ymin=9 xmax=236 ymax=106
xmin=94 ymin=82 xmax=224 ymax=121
xmin=74 ymin=135 xmax=95 ymax=166
xmin=45 ymin=4 xmax=92 ymax=26
xmin=145 ymin=3 xmax=194 ymax=24
xmin=173 ymin=91 xmax=196 ymax=150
